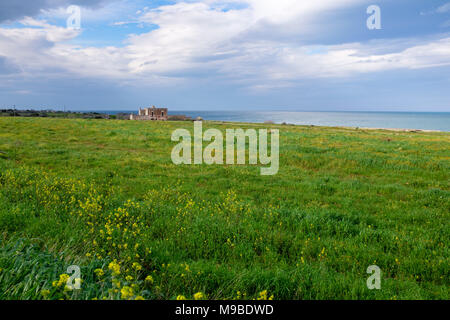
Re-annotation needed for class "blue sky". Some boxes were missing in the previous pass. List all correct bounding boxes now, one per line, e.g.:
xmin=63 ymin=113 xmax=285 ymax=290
xmin=1 ymin=0 xmax=450 ymax=111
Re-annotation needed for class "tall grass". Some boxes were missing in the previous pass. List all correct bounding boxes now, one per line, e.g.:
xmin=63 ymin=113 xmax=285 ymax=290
xmin=0 ymin=117 xmax=448 ymax=300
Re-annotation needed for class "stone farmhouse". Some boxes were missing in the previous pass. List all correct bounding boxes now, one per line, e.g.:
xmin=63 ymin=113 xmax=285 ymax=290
xmin=130 ymin=106 xmax=168 ymax=121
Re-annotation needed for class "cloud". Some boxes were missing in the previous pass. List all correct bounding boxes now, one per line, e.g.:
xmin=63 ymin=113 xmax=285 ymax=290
xmin=0 ymin=0 xmax=108 ymax=23
xmin=421 ymin=2 xmax=450 ymax=15
xmin=1 ymin=0 xmax=450 ymax=91
xmin=437 ymin=2 xmax=450 ymax=13
xmin=111 ymin=1 xmax=450 ymax=82
xmin=0 ymin=18 xmax=80 ymax=74
xmin=256 ymin=38 xmax=450 ymax=82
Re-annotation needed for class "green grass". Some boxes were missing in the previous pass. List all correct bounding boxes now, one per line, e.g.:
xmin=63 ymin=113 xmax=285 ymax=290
xmin=0 ymin=117 xmax=448 ymax=300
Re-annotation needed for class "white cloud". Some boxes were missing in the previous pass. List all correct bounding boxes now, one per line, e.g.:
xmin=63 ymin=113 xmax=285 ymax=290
xmin=40 ymin=0 xmax=137 ymax=24
xmin=422 ymin=2 xmax=450 ymax=15
xmin=261 ymin=38 xmax=450 ymax=81
xmin=1 ymin=0 xmax=450 ymax=90
xmin=437 ymin=2 xmax=450 ymax=13
xmin=0 ymin=0 xmax=109 ymax=23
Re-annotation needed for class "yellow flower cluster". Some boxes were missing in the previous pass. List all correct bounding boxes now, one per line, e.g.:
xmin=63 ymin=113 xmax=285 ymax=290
xmin=121 ymin=286 xmax=134 ymax=300
xmin=193 ymin=292 xmax=205 ymax=300
xmin=257 ymin=290 xmax=274 ymax=300
xmin=145 ymin=275 xmax=154 ymax=284
xmin=3 ymin=170 xmax=285 ymax=301
xmin=52 ymin=274 xmax=70 ymax=288
xmin=94 ymin=268 xmax=104 ymax=278
xmin=108 ymin=260 xmax=121 ymax=276
xmin=132 ymin=262 xmax=142 ymax=271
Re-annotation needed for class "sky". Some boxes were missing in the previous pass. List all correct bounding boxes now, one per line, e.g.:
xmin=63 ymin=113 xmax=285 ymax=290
xmin=1 ymin=0 xmax=450 ymax=112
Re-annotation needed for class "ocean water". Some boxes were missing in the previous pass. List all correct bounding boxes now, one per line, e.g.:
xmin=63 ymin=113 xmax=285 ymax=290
xmin=101 ymin=110 xmax=450 ymax=131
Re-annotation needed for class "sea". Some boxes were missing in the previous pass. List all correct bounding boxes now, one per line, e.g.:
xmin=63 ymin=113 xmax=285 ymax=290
xmin=97 ymin=110 xmax=450 ymax=132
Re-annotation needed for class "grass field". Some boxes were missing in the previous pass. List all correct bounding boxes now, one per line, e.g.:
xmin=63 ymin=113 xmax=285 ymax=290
xmin=0 ymin=117 xmax=448 ymax=300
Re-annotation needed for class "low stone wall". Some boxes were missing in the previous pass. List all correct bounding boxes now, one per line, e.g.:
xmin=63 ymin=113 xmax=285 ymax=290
xmin=168 ymin=115 xmax=193 ymax=121
xmin=130 ymin=114 xmax=168 ymax=121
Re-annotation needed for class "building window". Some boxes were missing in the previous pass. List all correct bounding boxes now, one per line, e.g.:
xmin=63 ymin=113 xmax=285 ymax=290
xmin=162 ymin=112 xmax=164 ymax=117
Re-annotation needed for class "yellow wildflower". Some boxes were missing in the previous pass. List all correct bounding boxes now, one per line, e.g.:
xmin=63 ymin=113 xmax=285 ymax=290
xmin=53 ymin=274 xmax=70 ymax=288
xmin=176 ymin=295 xmax=187 ymax=300
xmin=94 ymin=268 xmax=104 ymax=278
xmin=120 ymin=286 xmax=134 ymax=300
xmin=193 ymin=292 xmax=205 ymax=300
xmin=108 ymin=260 xmax=121 ymax=276
xmin=132 ymin=262 xmax=142 ymax=271
xmin=257 ymin=290 xmax=268 ymax=300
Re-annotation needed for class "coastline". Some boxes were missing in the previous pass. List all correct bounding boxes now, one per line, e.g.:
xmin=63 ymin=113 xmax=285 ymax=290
xmin=203 ymin=120 xmax=446 ymax=133
xmin=2 ymin=108 xmax=448 ymax=132
xmin=324 ymin=126 xmax=442 ymax=133
xmin=349 ymin=127 xmax=442 ymax=133
xmin=171 ymin=111 xmax=450 ymax=132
